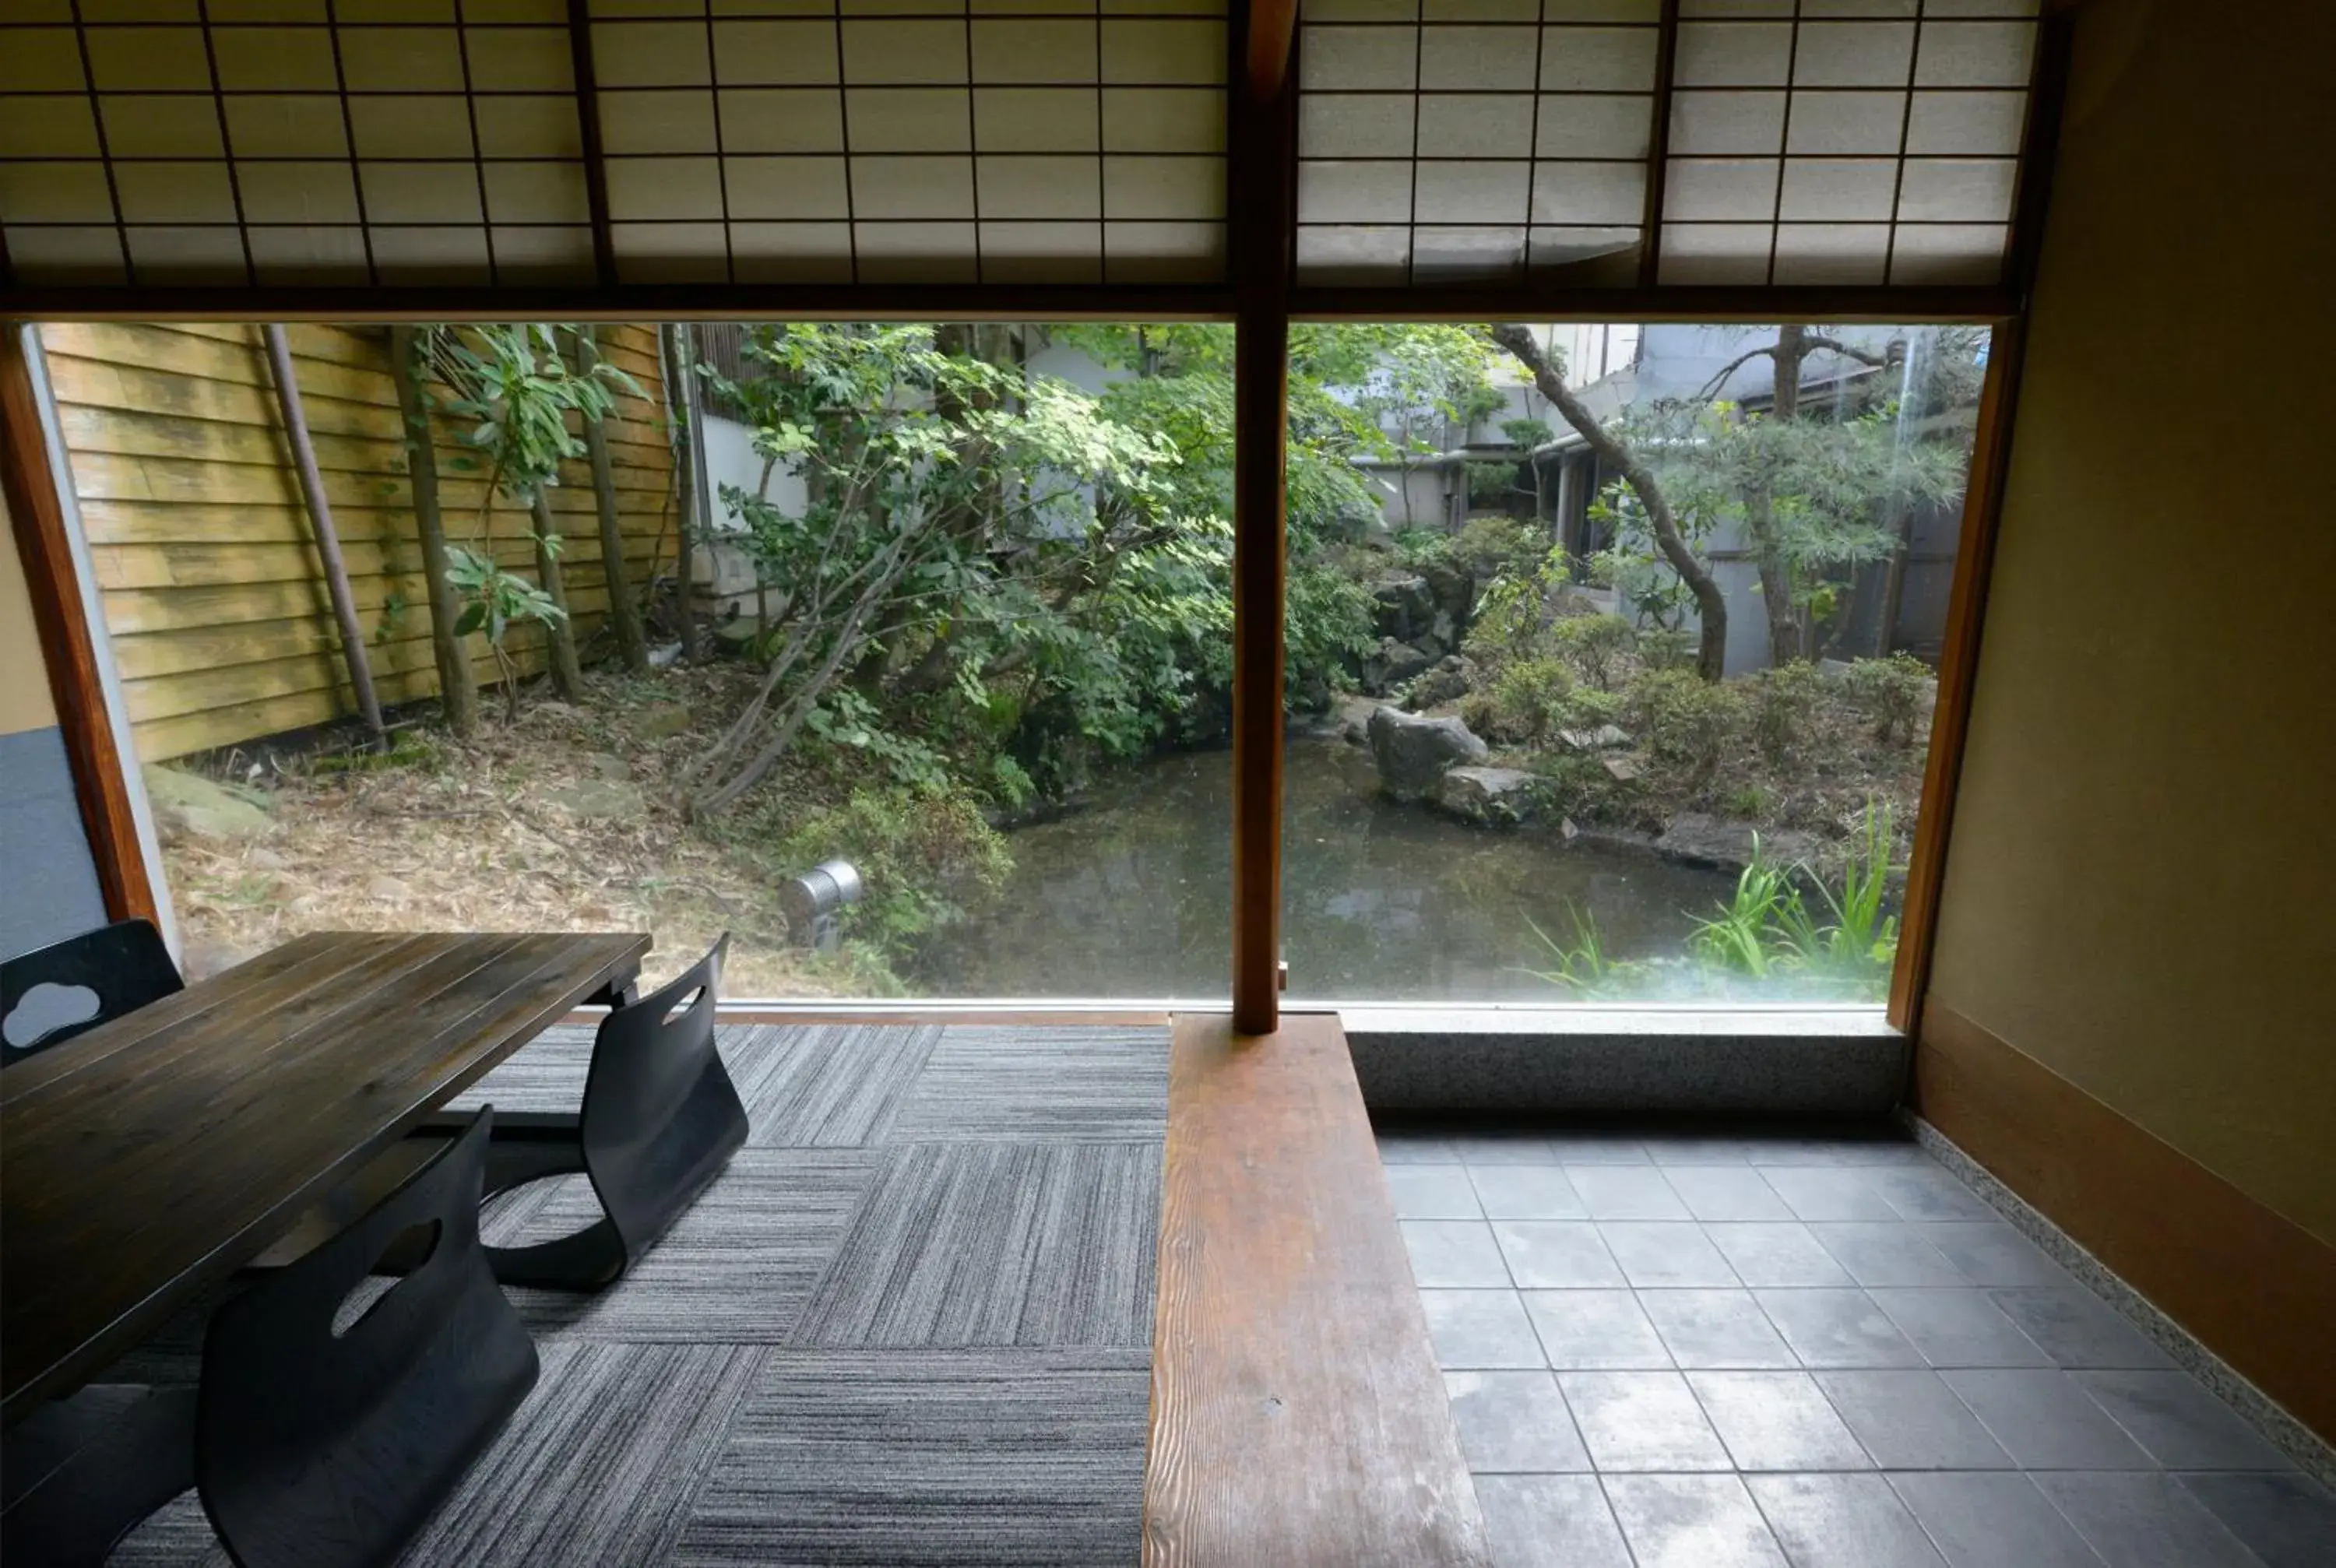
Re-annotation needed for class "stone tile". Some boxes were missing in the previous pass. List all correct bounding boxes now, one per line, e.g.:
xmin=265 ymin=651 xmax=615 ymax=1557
xmin=1469 ymin=1165 xmax=1587 ymax=1220
xmin=1761 ymin=1167 xmax=1903 ymax=1222
xmin=2072 ymin=1369 xmax=2295 ymax=1470
xmin=1602 ymin=1474 xmax=1790 ymax=1568
xmin=2178 ymin=1470 xmax=2336 ymax=1568
xmin=1745 ymin=1473 xmax=1948 ymax=1568
xmin=1546 ymin=1132 xmax=1654 ymax=1165
xmin=1493 ymin=1220 xmax=1627 ymax=1289
xmin=1453 ymin=1133 xmax=1563 ymax=1165
xmin=1557 ymin=1370 xmax=1733 ymax=1471
xmin=1705 ymin=1223 xmax=1855 ymax=1288
xmin=1569 ymin=1165 xmax=1694 ymax=1220
xmin=1422 ymin=1289 xmax=1546 ymax=1369
xmin=1640 ymin=1135 xmax=1755 ymax=1165
xmin=1809 ymin=1223 xmax=1968 ymax=1288
xmin=1599 ymin=1222 xmax=1740 ymax=1288
xmin=1638 ymin=1289 xmax=1798 ymax=1369
xmin=1866 ymin=1289 xmax=2055 ymax=1369
xmin=1747 ymin=1137 xmax=1930 ymax=1167
xmin=1689 ymin=1371 xmax=1873 ymax=1471
xmin=1988 ymin=1286 xmax=2175 ymax=1369
xmin=1889 ymin=1473 xmax=2107 ymax=1568
xmin=1377 ymin=1133 xmax=1460 ymax=1164
xmin=1522 ymin=1289 xmax=1674 ymax=1370
xmin=1403 ymin=1220 xmax=1515 ymax=1287
xmin=1385 ymin=1163 xmax=1483 ymax=1219
xmin=1811 ymin=1371 xmax=2014 ymax=1470
xmin=1444 ymin=1370 xmax=1591 ymax=1473
xmin=1474 ymin=1474 xmax=1634 ymax=1568
xmin=1863 ymin=1166 xmax=1997 ymax=1222
xmin=1913 ymin=1222 xmax=2071 ymax=1287
xmin=1756 ymin=1289 xmax=1925 ymax=1369
xmin=1940 ymin=1369 xmax=2156 ymax=1469
xmin=2033 ymin=1471 xmax=2266 ymax=1567
xmin=1662 ymin=1165 xmax=1795 ymax=1222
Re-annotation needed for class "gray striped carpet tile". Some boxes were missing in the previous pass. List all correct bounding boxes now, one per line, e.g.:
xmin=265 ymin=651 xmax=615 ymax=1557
xmin=791 ymin=1142 xmax=1160 ymax=1350
xmin=482 ymin=1151 xmax=882 ymax=1343
xmin=106 ymin=1343 xmax=762 ymax=1568
xmin=887 ymin=1027 xmax=1170 ymax=1144
xmin=741 ymin=1024 xmax=944 ymax=1148
xmin=669 ymin=1349 xmax=1150 ymax=1568
xmin=445 ymin=1021 xmax=789 ymax=1116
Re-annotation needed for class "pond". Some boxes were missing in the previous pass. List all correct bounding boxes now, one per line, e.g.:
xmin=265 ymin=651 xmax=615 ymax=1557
xmin=915 ymin=737 xmax=1740 ymax=1001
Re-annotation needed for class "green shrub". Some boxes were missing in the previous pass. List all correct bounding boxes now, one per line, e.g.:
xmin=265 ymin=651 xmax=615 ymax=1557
xmin=1841 ymin=652 xmax=1934 ymax=744
xmin=1550 ymin=613 xmax=1634 ymax=691
xmin=1624 ymin=667 xmax=1745 ymax=784
xmin=1746 ymin=660 xmax=1827 ymax=768
xmin=773 ymin=783 xmax=1011 ymax=951
xmin=1551 ymin=684 xmax=1623 ymax=736
xmin=1449 ymin=515 xmax=1543 ymax=579
xmin=1483 ymin=656 xmax=1574 ymax=743
xmin=1634 ymin=626 xmax=1695 ymax=672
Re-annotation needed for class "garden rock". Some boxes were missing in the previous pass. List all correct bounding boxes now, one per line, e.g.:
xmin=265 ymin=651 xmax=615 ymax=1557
xmin=1371 ymin=575 xmax=1434 ymax=643
xmin=1558 ymin=724 xmax=1633 ymax=752
xmin=636 ymin=701 xmax=695 ymax=740
xmin=712 ymin=618 xmax=761 ymax=656
xmin=1655 ymin=812 xmax=1818 ymax=877
xmin=1367 ymin=705 xmax=1490 ymax=801
xmin=1422 ymin=561 xmax=1476 ymax=640
xmin=1436 ymin=766 xmax=1538 ymax=826
xmin=548 ymin=776 xmax=646 ymax=821
xmin=1334 ymin=694 xmax=1380 ymax=745
xmin=1404 ymin=654 xmax=1478 ymax=709
xmin=144 ymin=765 xmax=273 ymax=842
xmin=1365 ymin=638 xmax=1437 ymax=693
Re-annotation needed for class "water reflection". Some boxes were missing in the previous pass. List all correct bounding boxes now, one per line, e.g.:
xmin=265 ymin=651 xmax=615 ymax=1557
xmin=916 ymin=740 xmax=1734 ymax=1000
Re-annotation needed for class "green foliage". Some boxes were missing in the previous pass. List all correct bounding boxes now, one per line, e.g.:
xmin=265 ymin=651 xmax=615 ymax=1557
xmin=1520 ymin=904 xmax=1645 ymax=997
xmin=1500 ymin=417 xmax=1553 ymax=451
xmin=421 ymin=323 xmax=637 ymax=506
xmin=1449 ymin=515 xmax=1545 ymax=579
xmin=1746 ymin=659 xmax=1828 ymax=768
xmin=1674 ymin=802 xmax=1901 ymax=999
xmin=1840 ymin=652 xmax=1934 ymax=744
xmin=1690 ymin=849 xmax=1796 ymax=977
xmin=1624 ymin=667 xmax=1746 ymax=785
xmin=1465 ymin=458 xmax=1520 ymax=508
xmin=444 ymin=545 xmax=565 ymax=644
xmin=1550 ymin=613 xmax=1634 ymax=691
xmin=772 ymin=782 xmax=1011 ymax=951
xmin=1482 ymin=657 xmax=1573 ymax=744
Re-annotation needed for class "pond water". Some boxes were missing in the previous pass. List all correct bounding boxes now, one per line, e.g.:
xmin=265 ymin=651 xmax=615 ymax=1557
xmin=915 ymin=738 xmax=1739 ymax=1001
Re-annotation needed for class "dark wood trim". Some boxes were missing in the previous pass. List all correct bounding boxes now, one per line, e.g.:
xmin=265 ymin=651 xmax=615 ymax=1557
xmin=1636 ymin=0 xmax=1682 ymax=288
xmin=1144 ymin=1013 xmax=1493 ymax=1566
xmin=2005 ymin=8 xmax=2078 ymax=308
xmin=1228 ymin=0 xmax=1296 ymax=1035
xmin=565 ymin=0 xmax=620 ymax=289
xmin=1887 ymin=311 xmax=2024 ymax=1032
xmin=705 ymin=1009 xmax=1173 ymax=1028
xmin=1290 ymin=283 xmax=2018 ymax=323
xmin=0 ymin=326 xmax=157 ymax=930
xmin=1915 ymin=1000 xmax=2336 ymax=1443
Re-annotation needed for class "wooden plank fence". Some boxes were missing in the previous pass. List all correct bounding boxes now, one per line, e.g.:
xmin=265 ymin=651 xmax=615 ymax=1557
xmin=39 ymin=322 xmax=677 ymax=761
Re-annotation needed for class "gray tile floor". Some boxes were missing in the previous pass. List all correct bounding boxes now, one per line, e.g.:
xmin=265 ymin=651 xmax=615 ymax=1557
xmin=1379 ymin=1126 xmax=2336 ymax=1568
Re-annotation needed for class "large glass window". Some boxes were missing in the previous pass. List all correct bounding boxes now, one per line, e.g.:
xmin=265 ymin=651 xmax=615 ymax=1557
xmin=53 ymin=321 xmax=1228 ymax=1000
xmin=1282 ymin=322 xmax=1988 ymax=1006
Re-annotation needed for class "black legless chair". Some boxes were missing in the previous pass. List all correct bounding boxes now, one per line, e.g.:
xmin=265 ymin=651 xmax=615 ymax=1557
xmin=424 ymin=933 xmax=747 ymax=1291
xmin=0 ymin=919 xmax=182 ymax=1064
xmin=0 ymin=1112 xmax=537 ymax=1568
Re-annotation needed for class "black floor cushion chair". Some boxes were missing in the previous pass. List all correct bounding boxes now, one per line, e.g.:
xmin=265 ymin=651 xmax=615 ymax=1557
xmin=419 ymin=932 xmax=748 ymax=1290
xmin=1 ymin=1111 xmax=537 ymax=1568
xmin=1 ymin=919 xmax=182 ymax=1063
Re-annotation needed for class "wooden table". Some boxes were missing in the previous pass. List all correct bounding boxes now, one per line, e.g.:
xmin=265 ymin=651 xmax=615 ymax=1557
xmin=1 ymin=930 xmax=646 ymax=1426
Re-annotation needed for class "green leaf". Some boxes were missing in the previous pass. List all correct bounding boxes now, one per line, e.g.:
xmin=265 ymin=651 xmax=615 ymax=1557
xmin=453 ymin=602 xmax=486 ymax=638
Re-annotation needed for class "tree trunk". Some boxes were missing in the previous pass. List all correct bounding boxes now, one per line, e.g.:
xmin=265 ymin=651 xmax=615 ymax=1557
xmin=530 ymin=490 xmax=584 ymax=700
xmin=660 ymin=325 xmax=702 ymax=662
xmin=266 ymin=325 xmax=387 ymax=747
xmin=1745 ymin=322 xmax=1807 ymax=666
xmin=1490 ymin=324 xmax=1728 ymax=681
xmin=388 ymin=328 xmax=478 ymax=737
xmin=577 ymin=327 xmax=648 ymax=672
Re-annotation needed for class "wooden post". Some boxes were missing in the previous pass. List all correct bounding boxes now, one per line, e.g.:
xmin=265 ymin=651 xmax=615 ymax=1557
xmin=263 ymin=324 xmax=385 ymax=748
xmin=660 ymin=324 xmax=702 ymax=662
xmin=1230 ymin=0 xmax=1298 ymax=1035
xmin=530 ymin=490 xmax=585 ymax=701
xmin=578 ymin=326 xmax=648 ymax=672
xmin=388 ymin=325 xmax=478 ymax=737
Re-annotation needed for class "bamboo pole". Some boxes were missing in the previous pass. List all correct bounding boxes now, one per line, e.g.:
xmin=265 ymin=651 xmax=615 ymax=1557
xmin=264 ymin=324 xmax=386 ymax=748
xmin=530 ymin=490 xmax=585 ymax=701
xmin=578 ymin=326 xmax=649 ymax=671
xmin=389 ymin=325 xmax=479 ymax=737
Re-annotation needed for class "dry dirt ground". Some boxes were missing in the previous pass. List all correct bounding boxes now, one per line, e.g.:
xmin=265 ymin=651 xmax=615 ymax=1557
xmin=157 ymin=669 xmax=873 ymax=998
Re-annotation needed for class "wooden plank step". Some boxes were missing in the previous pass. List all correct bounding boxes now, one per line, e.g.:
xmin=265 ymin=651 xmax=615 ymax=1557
xmin=1146 ymin=1013 xmax=1492 ymax=1568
